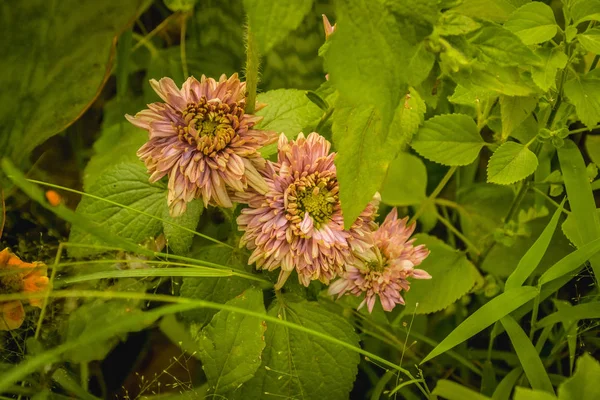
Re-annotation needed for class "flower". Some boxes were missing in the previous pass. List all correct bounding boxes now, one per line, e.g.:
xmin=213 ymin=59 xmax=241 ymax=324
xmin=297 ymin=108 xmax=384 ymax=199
xmin=0 ymin=248 xmax=49 ymax=330
xmin=328 ymin=209 xmax=431 ymax=313
xmin=126 ymin=74 xmax=277 ymax=217
xmin=236 ymin=132 xmax=379 ymax=289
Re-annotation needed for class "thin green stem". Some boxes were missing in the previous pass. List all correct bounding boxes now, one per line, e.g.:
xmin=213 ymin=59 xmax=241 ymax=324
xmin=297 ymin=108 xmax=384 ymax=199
xmin=244 ymin=23 xmax=259 ymax=114
xmin=530 ymin=186 xmax=571 ymax=215
xmin=34 ymin=242 xmax=65 ymax=339
xmin=529 ymin=289 xmax=541 ymax=341
xmin=131 ymin=13 xmax=178 ymax=52
xmin=180 ymin=12 xmax=189 ymax=78
xmin=437 ymin=212 xmax=481 ymax=255
xmin=410 ymin=166 xmax=457 ymax=223
xmin=569 ymin=124 xmax=600 ymax=134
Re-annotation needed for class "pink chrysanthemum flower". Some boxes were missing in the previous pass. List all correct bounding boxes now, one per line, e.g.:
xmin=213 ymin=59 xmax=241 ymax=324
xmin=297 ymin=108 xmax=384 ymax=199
xmin=328 ymin=209 xmax=431 ymax=313
xmin=236 ymin=132 xmax=379 ymax=289
xmin=126 ymin=74 xmax=277 ymax=217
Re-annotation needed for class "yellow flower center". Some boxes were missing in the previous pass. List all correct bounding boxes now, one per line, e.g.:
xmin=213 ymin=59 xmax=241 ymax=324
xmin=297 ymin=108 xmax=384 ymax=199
xmin=286 ymin=172 xmax=338 ymax=229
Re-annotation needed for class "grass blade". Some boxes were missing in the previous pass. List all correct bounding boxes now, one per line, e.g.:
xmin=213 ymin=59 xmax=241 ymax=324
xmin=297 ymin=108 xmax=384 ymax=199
xmin=558 ymin=140 xmax=600 ymax=287
xmin=432 ymin=380 xmax=492 ymax=400
xmin=500 ymin=316 xmax=554 ymax=394
xmin=513 ymin=387 xmax=558 ymax=400
xmin=538 ymin=237 xmax=600 ymax=285
xmin=421 ymin=286 xmax=538 ymax=364
xmin=536 ymin=302 xmax=600 ymax=329
xmin=492 ymin=367 xmax=522 ymax=400
xmin=505 ymin=199 xmax=564 ymax=290
xmin=58 ymin=267 xmax=233 ymax=284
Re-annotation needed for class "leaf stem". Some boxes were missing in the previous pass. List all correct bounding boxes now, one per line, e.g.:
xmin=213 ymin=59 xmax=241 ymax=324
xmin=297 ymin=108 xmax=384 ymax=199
xmin=244 ymin=23 xmax=259 ymax=114
xmin=569 ymin=124 xmax=600 ymax=134
xmin=410 ymin=166 xmax=457 ymax=223
xmin=530 ymin=186 xmax=571 ymax=215
xmin=179 ymin=11 xmax=190 ymax=78
xmin=436 ymin=212 xmax=481 ymax=256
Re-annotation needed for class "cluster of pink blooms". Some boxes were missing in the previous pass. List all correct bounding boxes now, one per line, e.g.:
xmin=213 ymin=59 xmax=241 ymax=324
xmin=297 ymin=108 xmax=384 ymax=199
xmin=127 ymin=73 xmax=431 ymax=313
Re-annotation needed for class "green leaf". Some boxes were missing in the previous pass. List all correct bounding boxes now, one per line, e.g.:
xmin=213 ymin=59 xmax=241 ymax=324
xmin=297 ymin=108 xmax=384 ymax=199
xmin=68 ymin=162 xmax=166 ymax=258
xmin=505 ymin=201 xmax=564 ymax=290
xmin=585 ymin=135 xmax=600 ymax=165
xmin=536 ymin=302 xmax=600 ymax=329
xmin=164 ymin=0 xmax=197 ymax=11
xmin=243 ymin=0 xmax=314 ymax=54
xmin=500 ymin=316 xmax=554 ymax=394
xmin=494 ymin=368 xmax=524 ymax=400
xmin=404 ymin=234 xmax=479 ymax=314
xmin=514 ymin=387 xmax=558 ymax=400
xmin=505 ymin=2 xmax=558 ymax=45
xmin=454 ymin=64 xmax=538 ymax=97
xmin=405 ymin=43 xmax=437 ymax=87
xmin=453 ymin=0 xmax=518 ymax=23
xmin=180 ymin=246 xmax=252 ymax=326
xmin=255 ymin=89 xmax=324 ymax=157
xmin=579 ymin=29 xmax=600 ymax=54
xmin=557 ymin=140 xmax=600 ymax=285
xmin=64 ymin=299 xmax=146 ymax=363
xmin=532 ymin=47 xmax=568 ymax=92
xmin=236 ymin=296 xmax=360 ymax=400
xmin=380 ymin=152 xmax=427 ymax=206
xmin=84 ymin=123 xmax=147 ymax=191
xmin=570 ymin=0 xmax=600 ymax=25
xmin=195 ymin=287 xmax=267 ymax=396
xmin=558 ymin=354 xmax=600 ymax=400
xmin=500 ymin=95 xmax=538 ymax=141
xmin=448 ymin=85 xmax=496 ymax=107
xmin=564 ymin=73 xmax=600 ymax=129
xmin=162 ymin=199 xmax=203 ymax=255
xmin=412 ymin=114 xmax=485 ymax=166
xmin=470 ymin=26 xmax=541 ymax=66
xmin=421 ymin=286 xmax=538 ymax=364
xmin=487 ymin=142 xmax=538 ymax=185
xmin=562 ymin=209 xmax=600 ymax=247
xmin=0 ymin=0 xmax=143 ymax=176
xmin=436 ymin=13 xmax=481 ymax=36
xmin=538 ymin=237 xmax=600 ymax=285
xmin=433 ymin=380 xmax=492 ymax=400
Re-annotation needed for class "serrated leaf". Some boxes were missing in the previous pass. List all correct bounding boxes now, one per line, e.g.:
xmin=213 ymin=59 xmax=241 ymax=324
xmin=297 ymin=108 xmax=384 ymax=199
xmin=579 ymin=29 xmax=600 ymax=54
xmin=180 ymin=246 xmax=252 ymax=326
xmin=453 ymin=0 xmax=518 ymax=23
xmin=471 ymin=26 xmax=541 ymax=66
xmin=243 ymin=0 xmax=314 ymax=54
xmin=195 ymin=287 xmax=266 ymax=396
xmin=404 ymin=234 xmax=478 ymax=314
xmin=570 ymin=0 xmax=600 ymax=25
xmin=532 ymin=47 xmax=568 ymax=92
xmin=0 ymin=0 xmax=143 ymax=179
xmin=436 ymin=13 xmax=481 ymax=36
xmin=380 ymin=152 xmax=427 ymax=206
xmin=505 ymin=2 xmax=558 ymax=45
xmin=487 ymin=141 xmax=538 ymax=185
xmin=235 ymin=296 xmax=360 ymax=400
xmin=412 ymin=114 xmax=485 ymax=166
xmin=500 ymin=95 xmax=537 ymax=140
xmin=559 ymin=354 xmax=600 ymax=400
xmin=564 ymin=72 xmax=600 ymax=129
xmin=421 ymin=286 xmax=538 ymax=364
xmin=405 ymin=43 xmax=436 ymax=87
xmin=562 ymin=209 xmax=600 ymax=247
xmin=255 ymin=89 xmax=323 ymax=157
xmin=68 ymin=162 xmax=166 ymax=258
xmin=162 ymin=199 xmax=203 ymax=255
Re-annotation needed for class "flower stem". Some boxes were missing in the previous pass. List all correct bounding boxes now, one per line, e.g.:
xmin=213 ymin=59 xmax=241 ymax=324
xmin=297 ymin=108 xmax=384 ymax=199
xmin=179 ymin=12 xmax=190 ymax=78
xmin=244 ymin=23 xmax=260 ymax=114
xmin=410 ymin=166 xmax=457 ymax=223
xmin=436 ymin=212 xmax=482 ymax=256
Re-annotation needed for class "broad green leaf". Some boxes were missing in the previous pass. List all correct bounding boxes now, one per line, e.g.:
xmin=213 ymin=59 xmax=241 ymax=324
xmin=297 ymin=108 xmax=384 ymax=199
xmin=412 ymin=114 xmax=485 ymax=166
xmin=570 ymin=0 xmax=600 ymax=24
xmin=325 ymin=0 xmax=436 ymax=127
xmin=500 ymin=316 xmax=554 ymax=394
xmin=421 ymin=286 xmax=538 ymax=363
xmin=162 ymin=199 xmax=203 ymax=255
xmin=405 ymin=43 xmax=437 ymax=88
xmin=505 ymin=200 xmax=564 ymax=290
xmin=243 ymin=0 xmax=314 ymax=54
xmin=68 ymin=162 xmax=166 ymax=258
xmin=538 ymin=237 xmax=600 ymax=285
xmin=64 ymin=299 xmax=146 ymax=363
xmin=505 ymin=2 xmax=558 ymax=45
xmin=579 ymin=29 xmax=600 ymax=54
xmin=558 ymin=354 xmax=600 ymax=400
xmin=380 ymin=152 xmax=427 ymax=206
xmin=433 ymin=380 xmax=491 ymax=400
xmin=180 ymin=246 xmax=252 ymax=326
xmin=256 ymin=89 xmax=324 ymax=157
xmin=514 ymin=387 xmax=558 ymax=400
xmin=83 ymin=123 xmax=147 ymax=191
xmin=470 ymin=26 xmax=541 ymax=66
xmin=537 ymin=302 xmax=600 ymax=329
xmin=195 ymin=287 xmax=266 ymax=396
xmin=389 ymin=88 xmax=427 ymax=148
xmin=0 ymin=0 xmax=143 ymax=177
xmin=585 ymin=135 xmax=600 ymax=165
xmin=436 ymin=13 xmax=481 ymax=36
xmin=236 ymin=296 xmax=360 ymax=400
xmin=487 ymin=142 xmax=538 ymax=185
xmin=164 ymin=0 xmax=197 ymax=11
xmin=453 ymin=0 xmax=518 ymax=23
xmin=455 ymin=64 xmax=538 ymax=96
xmin=562 ymin=209 xmax=600 ymax=247
xmin=404 ymin=234 xmax=479 ymax=314
xmin=448 ymin=85 xmax=496 ymax=107
xmin=500 ymin=95 xmax=537 ymax=141
xmin=532 ymin=47 xmax=568 ymax=92
xmin=557 ymin=140 xmax=600 ymax=285
xmin=564 ymin=73 xmax=600 ymax=129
